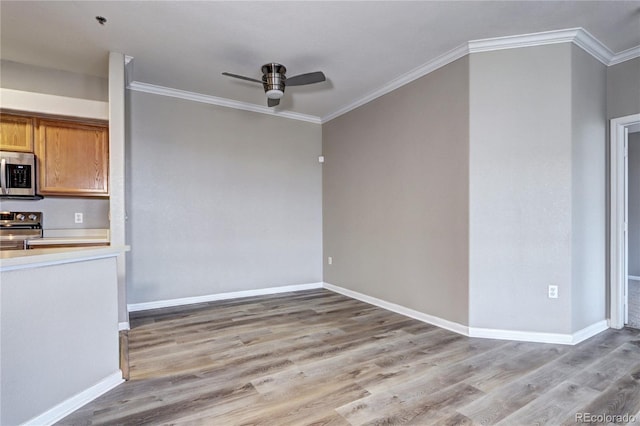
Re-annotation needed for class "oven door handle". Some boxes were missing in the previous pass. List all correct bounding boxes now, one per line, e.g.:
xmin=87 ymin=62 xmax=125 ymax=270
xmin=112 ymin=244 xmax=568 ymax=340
xmin=0 ymin=158 xmax=6 ymax=195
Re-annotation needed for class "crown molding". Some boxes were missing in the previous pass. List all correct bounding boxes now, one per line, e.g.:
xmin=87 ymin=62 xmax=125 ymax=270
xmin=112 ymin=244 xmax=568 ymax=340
xmin=321 ymin=43 xmax=470 ymax=123
xmin=124 ymin=55 xmax=135 ymax=87
xmin=127 ymin=81 xmax=322 ymax=124
xmin=609 ymin=45 xmax=640 ymax=66
xmin=572 ymin=28 xmax=615 ymax=65
xmin=468 ymin=27 xmax=613 ymax=65
xmin=125 ymin=28 xmax=638 ymax=125
xmin=468 ymin=28 xmax=582 ymax=53
xmin=322 ymin=27 xmax=636 ymax=123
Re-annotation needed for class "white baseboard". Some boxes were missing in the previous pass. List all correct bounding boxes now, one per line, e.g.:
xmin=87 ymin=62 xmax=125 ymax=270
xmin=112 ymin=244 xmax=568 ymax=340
xmin=469 ymin=319 xmax=608 ymax=345
xmin=22 ymin=371 xmax=123 ymax=426
xmin=322 ymin=282 xmax=608 ymax=346
xmin=127 ymin=282 xmax=324 ymax=312
xmin=322 ymin=282 xmax=470 ymax=336
xmin=118 ymin=321 xmax=130 ymax=331
xmin=570 ymin=320 xmax=609 ymax=344
xmin=127 ymin=281 xmax=608 ymax=346
xmin=468 ymin=327 xmax=572 ymax=344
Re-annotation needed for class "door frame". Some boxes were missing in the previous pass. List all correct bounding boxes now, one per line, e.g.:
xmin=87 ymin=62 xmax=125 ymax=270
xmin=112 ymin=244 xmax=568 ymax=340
xmin=611 ymin=113 xmax=640 ymax=329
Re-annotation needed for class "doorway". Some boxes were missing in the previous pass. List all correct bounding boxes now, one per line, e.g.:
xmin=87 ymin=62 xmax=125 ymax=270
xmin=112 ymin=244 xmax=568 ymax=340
xmin=628 ymin=128 xmax=640 ymax=328
xmin=610 ymin=113 xmax=640 ymax=329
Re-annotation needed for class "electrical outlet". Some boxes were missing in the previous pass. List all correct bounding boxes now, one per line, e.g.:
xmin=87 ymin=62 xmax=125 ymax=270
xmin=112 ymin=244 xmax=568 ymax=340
xmin=74 ymin=212 xmax=83 ymax=224
xmin=328 ymin=256 xmax=333 ymax=265
xmin=548 ymin=285 xmax=558 ymax=299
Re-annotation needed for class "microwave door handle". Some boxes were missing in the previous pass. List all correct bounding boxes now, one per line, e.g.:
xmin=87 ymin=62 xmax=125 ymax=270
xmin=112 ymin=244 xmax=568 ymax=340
xmin=0 ymin=158 xmax=6 ymax=195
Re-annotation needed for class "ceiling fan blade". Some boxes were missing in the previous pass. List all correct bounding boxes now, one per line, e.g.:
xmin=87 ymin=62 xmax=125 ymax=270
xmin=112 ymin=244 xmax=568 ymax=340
xmin=268 ymin=98 xmax=280 ymax=107
xmin=222 ymin=72 xmax=262 ymax=84
xmin=286 ymin=71 xmax=326 ymax=86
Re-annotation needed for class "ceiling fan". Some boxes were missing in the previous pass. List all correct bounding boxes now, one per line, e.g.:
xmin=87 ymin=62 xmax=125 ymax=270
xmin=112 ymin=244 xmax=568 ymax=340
xmin=222 ymin=63 xmax=326 ymax=107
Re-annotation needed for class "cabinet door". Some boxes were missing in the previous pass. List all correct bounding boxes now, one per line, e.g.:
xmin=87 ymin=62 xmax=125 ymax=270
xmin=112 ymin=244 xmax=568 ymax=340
xmin=36 ymin=119 xmax=109 ymax=196
xmin=0 ymin=114 xmax=34 ymax=152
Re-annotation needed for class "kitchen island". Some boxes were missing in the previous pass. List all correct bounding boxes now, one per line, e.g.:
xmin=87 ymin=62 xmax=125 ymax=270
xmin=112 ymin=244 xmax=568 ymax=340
xmin=0 ymin=245 xmax=129 ymax=425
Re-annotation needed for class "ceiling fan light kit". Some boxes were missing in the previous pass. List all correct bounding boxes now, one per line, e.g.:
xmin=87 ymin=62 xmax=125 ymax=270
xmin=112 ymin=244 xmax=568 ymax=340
xmin=266 ymin=89 xmax=284 ymax=100
xmin=223 ymin=62 xmax=326 ymax=107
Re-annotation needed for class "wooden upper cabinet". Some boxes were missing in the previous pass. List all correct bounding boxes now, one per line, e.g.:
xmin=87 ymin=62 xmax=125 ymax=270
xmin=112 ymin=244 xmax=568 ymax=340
xmin=36 ymin=119 xmax=109 ymax=196
xmin=0 ymin=113 xmax=35 ymax=152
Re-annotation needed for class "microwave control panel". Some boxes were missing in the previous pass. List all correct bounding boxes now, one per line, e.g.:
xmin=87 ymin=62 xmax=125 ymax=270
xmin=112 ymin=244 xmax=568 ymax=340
xmin=6 ymin=164 xmax=32 ymax=188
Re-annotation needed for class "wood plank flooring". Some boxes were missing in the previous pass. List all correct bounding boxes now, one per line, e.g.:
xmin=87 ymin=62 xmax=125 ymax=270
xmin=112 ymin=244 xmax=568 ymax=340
xmin=58 ymin=289 xmax=640 ymax=425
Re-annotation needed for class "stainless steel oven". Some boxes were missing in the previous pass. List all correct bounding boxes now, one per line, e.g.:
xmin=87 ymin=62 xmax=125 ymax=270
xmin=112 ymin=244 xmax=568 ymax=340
xmin=0 ymin=211 xmax=43 ymax=250
xmin=0 ymin=150 xmax=38 ymax=198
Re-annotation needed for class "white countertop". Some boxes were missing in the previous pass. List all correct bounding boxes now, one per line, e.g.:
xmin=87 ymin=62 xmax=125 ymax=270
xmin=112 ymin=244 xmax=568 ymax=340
xmin=27 ymin=237 xmax=110 ymax=246
xmin=26 ymin=228 xmax=110 ymax=247
xmin=0 ymin=245 xmax=129 ymax=271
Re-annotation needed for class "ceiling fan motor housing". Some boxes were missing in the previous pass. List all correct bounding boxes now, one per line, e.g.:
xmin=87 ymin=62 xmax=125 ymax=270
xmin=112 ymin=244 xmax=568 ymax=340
xmin=262 ymin=63 xmax=286 ymax=99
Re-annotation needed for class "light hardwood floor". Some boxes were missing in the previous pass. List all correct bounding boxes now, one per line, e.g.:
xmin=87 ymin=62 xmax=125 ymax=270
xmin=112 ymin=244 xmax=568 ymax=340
xmin=59 ymin=289 xmax=640 ymax=425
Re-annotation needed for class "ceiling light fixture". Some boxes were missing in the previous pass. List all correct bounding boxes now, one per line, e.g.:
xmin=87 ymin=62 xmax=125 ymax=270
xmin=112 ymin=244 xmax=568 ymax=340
xmin=222 ymin=63 xmax=326 ymax=107
xmin=266 ymin=89 xmax=284 ymax=99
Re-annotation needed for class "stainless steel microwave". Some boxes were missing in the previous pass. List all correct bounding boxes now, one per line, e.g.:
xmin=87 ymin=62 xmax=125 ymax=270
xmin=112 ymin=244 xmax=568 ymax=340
xmin=0 ymin=150 xmax=39 ymax=198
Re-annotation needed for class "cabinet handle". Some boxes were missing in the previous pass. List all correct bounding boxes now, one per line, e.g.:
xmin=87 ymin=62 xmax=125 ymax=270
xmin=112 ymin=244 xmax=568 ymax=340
xmin=0 ymin=158 xmax=6 ymax=195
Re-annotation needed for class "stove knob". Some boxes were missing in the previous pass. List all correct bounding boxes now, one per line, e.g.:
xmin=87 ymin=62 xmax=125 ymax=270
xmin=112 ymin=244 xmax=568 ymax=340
xmin=28 ymin=214 xmax=38 ymax=221
xmin=16 ymin=214 xmax=25 ymax=221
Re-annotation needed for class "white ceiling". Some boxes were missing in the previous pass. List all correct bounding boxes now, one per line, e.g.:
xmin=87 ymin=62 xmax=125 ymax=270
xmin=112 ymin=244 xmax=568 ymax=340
xmin=1 ymin=1 xmax=639 ymax=120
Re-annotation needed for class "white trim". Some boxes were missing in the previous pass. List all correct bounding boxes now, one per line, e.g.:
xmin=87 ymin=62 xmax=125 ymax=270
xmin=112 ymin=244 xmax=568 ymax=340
xmin=468 ymin=327 xmax=574 ymax=345
xmin=127 ymin=282 xmax=323 ymax=312
xmin=469 ymin=320 xmax=608 ymax=345
xmin=611 ymin=114 xmax=640 ymax=329
xmin=321 ymin=43 xmax=470 ymax=122
xmin=0 ymin=88 xmax=108 ymax=120
xmin=571 ymin=28 xmax=614 ymax=65
xmin=21 ymin=371 xmax=123 ymax=426
xmin=124 ymin=55 xmax=135 ymax=88
xmin=610 ymin=46 xmax=640 ymax=66
xmin=322 ymin=282 xmax=607 ymax=345
xmin=468 ymin=28 xmax=582 ymax=54
xmin=571 ymin=320 xmax=610 ymax=345
xmin=127 ymin=282 xmax=608 ymax=345
xmin=322 ymin=282 xmax=469 ymax=336
xmin=122 ymin=28 xmax=638 ymax=125
xmin=127 ymin=81 xmax=321 ymax=124
xmin=629 ymin=275 xmax=640 ymax=282
xmin=321 ymin=28 xmax=623 ymax=123
xmin=118 ymin=321 xmax=130 ymax=331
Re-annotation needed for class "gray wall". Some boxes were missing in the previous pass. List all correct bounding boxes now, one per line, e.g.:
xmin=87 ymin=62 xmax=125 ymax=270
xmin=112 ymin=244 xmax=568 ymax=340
xmin=126 ymin=91 xmax=322 ymax=304
xmin=469 ymin=44 xmax=607 ymax=334
xmin=0 ymin=60 xmax=110 ymax=229
xmin=469 ymin=44 xmax=573 ymax=334
xmin=0 ymin=198 xmax=109 ymax=229
xmin=607 ymin=58 xmax=640 ymax=119
xmin=629 ymin=132 xmax=640 ymax=276
xmin=570 ymin=46 xmax=607 ymax=331
xmin=322 ymin=56 xmax=470 ymax=326
xmin=0 ymin=59 xmax=108 ymax=101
